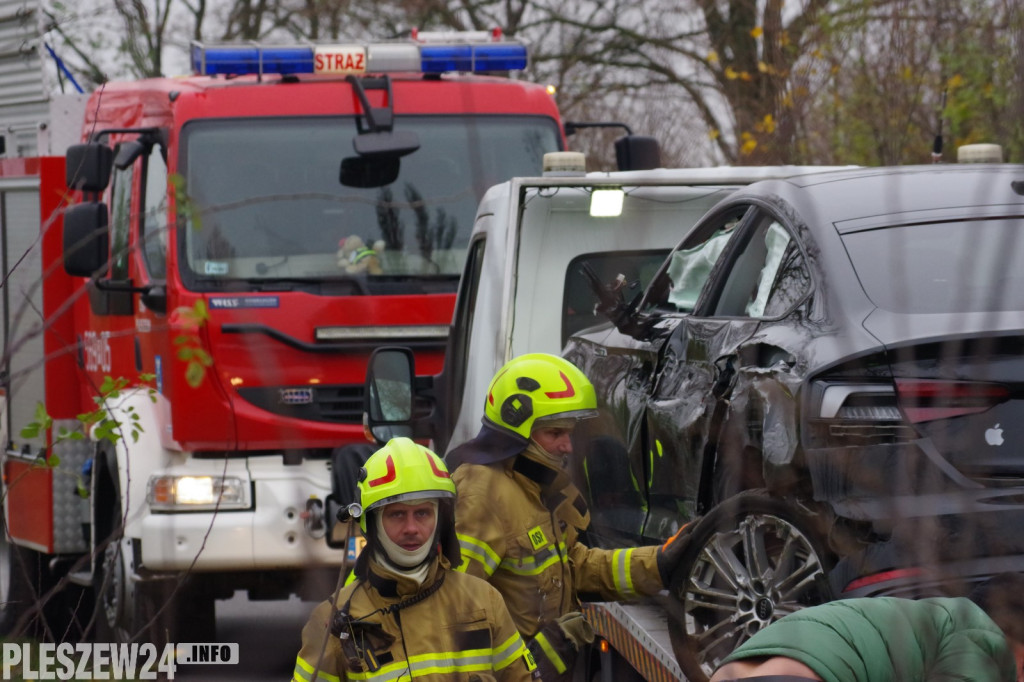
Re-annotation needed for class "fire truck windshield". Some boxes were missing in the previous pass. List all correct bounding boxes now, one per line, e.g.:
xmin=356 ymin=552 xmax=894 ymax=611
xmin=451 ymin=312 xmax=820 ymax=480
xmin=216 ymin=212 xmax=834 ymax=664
xmin=178 ymin=115 xmax=560 ymax=293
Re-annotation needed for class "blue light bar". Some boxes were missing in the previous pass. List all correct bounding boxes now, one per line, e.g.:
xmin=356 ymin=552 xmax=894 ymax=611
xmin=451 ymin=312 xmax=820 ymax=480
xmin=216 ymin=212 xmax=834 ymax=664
xmin=191 ymin=37 xmax=528 ymax=77
xmin=420 ymin=44 xmax=528 ymax=73
xmin=192 ymin=44 xmax=314 ymax=76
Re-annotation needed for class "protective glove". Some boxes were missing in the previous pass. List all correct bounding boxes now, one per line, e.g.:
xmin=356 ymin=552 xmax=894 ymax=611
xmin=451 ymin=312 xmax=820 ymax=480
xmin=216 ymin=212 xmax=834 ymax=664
xmin=556 ymin=611 xmax=595 ymax=651
xmin=656 ymin=518 xmax=700 ymax=586
xmin=528 ymin=614 xmax=590 ymax=680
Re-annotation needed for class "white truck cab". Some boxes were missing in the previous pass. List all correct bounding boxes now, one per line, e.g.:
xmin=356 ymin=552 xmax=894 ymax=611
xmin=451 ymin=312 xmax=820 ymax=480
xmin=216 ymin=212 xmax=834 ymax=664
xmin=356 ymin=160 xmax=853 ymax=679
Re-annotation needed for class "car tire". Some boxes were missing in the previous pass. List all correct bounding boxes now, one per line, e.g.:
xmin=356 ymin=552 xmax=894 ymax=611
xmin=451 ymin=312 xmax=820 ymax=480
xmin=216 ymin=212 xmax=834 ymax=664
xmin=666 ymin=490 xmax=833 ymax=681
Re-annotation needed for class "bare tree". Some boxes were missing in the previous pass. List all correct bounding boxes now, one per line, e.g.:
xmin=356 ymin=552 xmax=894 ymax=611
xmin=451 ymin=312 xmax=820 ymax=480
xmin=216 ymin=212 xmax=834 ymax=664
xmin=42 ymin=0 xmax=1022 ymax=165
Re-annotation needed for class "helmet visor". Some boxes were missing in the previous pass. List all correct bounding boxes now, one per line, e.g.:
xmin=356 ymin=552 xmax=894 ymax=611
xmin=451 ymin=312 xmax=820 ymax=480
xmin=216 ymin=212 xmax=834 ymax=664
xmin=364 ymin=488 xmax=455 ymax=514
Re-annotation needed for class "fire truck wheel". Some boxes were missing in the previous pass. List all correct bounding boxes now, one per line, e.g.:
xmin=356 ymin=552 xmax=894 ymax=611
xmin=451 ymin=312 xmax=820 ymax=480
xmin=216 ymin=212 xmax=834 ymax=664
xmin=666 ymin=491 xmax=833 ymax=682
xmin=92 ymin=501 xmax=183 ymax=647
xmin=0 ymin=536 xmax=89 ymax=640
xmin=0 ymin=540 xmax=46 ymax=636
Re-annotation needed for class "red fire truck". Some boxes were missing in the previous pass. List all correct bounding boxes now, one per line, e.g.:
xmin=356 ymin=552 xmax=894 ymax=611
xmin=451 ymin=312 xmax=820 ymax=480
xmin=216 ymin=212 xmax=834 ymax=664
xmin=0 ymin=32 xmax=657 ymax=644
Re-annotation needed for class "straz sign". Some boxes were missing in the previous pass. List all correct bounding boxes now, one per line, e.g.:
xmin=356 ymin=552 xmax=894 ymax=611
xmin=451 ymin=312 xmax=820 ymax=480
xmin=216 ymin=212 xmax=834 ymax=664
xmin=314 ymin=46 xmax=366 ymax=75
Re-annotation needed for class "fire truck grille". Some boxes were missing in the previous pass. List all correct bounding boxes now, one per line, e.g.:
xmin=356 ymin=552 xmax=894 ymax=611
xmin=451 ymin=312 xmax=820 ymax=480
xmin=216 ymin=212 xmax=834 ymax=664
xmin=237 ymin=384 xmax=364 ymax=424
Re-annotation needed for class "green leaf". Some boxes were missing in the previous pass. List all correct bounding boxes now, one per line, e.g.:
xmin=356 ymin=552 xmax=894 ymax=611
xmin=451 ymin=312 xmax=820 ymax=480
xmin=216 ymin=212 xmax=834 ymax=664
xmin=94 ymin=420 xmax=122 ymax=445
xmin=192 ymin=299 xmax=209 ymax=322
xmin=32 ymin=402 xmax=52 ymax=430
xmin=20 ymin=423 xmax=40 ymax=439
xmin=185 ymin=361 xmax=206 ymax=388
xmin=194 ymin=348 xmax=213 ymax=367
xmin=78 ymin=410 xmax=103 ymax=425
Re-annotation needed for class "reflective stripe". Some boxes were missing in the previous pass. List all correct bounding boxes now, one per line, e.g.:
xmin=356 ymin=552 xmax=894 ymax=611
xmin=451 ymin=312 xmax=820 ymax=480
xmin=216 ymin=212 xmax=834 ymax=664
xmin=533 ymin=632 xmax=567 ymax=674
xmin=294 ymin=656 xmax=341 ymax=682
xmin=352 ymin=247 xmax=377 ymax=263
xmin=498 ymin=542 xmax=567 ymax=576
xmin=457 ymin=533 xmax=501 ymax=575
xmin=344 ymin=647 xmax=512 ymax=680
xmin=612 ymin=548 xmax=636 ymax=595
xmin=492 ymin=632 xmax=534 ymax=671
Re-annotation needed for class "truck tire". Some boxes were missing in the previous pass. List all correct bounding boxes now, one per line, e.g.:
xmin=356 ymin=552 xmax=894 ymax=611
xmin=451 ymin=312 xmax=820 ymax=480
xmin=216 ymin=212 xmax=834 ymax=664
xmin=666 ymin=491 xmax=833 ymax=681
xmin=93 ymin=500 xmax=158 ymax=644
xmin=93 ymin=500 xmax=216 ymax=647
xmin=0 ymin=532 xmax=90 ymax=641
xmin=0 ymin=539 xmax=45 ymax=636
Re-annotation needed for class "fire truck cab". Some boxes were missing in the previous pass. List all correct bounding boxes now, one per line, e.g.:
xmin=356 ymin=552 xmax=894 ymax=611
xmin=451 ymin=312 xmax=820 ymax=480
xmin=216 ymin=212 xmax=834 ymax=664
xmin=1 ymin=32 xmax=656 ymax=644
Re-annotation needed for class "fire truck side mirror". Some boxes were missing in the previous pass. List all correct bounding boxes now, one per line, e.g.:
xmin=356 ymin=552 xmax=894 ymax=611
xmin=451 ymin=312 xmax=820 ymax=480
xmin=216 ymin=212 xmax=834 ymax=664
xmin=63 ymin=203 xmax=110 ymax=278
xmin=615 ymin=135 xmax=662 ymax=171
xmin=66 ymin=143 xmax=114 ymax=192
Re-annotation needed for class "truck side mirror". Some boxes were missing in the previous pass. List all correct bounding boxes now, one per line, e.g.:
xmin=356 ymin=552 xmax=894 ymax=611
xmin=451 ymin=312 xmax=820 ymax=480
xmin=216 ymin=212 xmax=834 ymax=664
xmin=365 ymin=347 xmax=416 ymax=444
xmin=63 ymin=203 xmax=109 ymax=277
xmin=615 ymin=135 xmax=661 ymax=171
xmin=66 ymin=143 xmax=114 ymax=192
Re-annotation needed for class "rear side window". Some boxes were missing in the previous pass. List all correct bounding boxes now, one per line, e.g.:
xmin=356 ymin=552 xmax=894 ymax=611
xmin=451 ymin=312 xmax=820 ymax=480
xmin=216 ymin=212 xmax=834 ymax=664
xmin=842 ymin=217 xmax=1024 ymax=313
xmin=563 ymin=250 xmax=669 ymax=345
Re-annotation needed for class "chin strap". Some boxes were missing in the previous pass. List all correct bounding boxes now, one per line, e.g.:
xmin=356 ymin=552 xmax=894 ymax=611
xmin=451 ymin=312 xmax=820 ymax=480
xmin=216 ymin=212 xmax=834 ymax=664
xmin=330 ymin=570 xmax=447 ymax=673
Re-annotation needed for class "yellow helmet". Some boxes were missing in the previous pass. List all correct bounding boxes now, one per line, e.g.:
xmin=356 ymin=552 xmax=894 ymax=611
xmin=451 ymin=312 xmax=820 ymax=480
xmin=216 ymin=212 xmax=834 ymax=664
xmin=352 ymin=437 xmax=455 ymax=532
xmin=483 ymin=353 xmax=598 ymax=440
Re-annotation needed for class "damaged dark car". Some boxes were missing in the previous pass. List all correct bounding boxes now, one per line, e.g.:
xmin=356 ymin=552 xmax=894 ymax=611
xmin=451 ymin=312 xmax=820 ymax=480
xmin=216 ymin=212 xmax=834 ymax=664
xmin=564 ymin=164 xmax=1024 ymax=675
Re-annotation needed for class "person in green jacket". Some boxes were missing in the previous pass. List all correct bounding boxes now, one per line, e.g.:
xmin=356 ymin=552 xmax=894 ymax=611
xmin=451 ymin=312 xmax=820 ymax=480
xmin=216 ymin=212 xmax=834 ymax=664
xmin=710 ymin=572 xmax=1024 ymax=682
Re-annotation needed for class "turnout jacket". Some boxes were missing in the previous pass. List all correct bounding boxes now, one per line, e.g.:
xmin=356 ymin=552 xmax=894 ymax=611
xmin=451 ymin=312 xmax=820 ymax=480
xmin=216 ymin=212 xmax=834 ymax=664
xmin=721 ymin=596 xmax=1017 ymax=682
xmin=451 ymin=453 xmax=663 ymax=678
xmin=293 ymin=556 xmax=537 ymax=682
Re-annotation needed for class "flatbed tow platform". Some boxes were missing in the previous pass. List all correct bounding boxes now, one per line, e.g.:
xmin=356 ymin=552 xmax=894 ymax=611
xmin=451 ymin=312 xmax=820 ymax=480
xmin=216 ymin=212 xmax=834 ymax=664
xmin=583 ymin=601 xmax=687 ymax=681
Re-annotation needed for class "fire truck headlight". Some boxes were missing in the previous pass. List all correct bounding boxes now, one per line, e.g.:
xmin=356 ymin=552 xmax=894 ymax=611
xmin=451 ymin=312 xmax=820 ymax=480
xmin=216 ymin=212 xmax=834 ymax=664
xmin=147 ymin=475 xmax=250 ymax=511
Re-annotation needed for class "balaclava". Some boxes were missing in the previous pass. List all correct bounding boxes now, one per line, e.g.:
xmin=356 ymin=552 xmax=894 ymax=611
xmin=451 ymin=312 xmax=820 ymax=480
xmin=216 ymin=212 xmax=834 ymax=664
xmin=373 ymin=499 xmax=439 ymax=584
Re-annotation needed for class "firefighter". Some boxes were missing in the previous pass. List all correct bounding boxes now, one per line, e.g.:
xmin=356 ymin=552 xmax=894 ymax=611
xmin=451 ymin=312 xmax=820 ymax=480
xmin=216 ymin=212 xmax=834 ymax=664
xmin=448 ymin=353 xmax=695 ymax=681
xmin=293 ymin=437 xmax=538 ymax=682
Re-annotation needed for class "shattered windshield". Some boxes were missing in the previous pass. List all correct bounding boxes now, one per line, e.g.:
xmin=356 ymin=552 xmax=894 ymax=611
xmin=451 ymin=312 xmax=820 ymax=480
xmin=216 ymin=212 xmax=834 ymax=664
xmin=178 ymin=115 xmax=559 ymax=293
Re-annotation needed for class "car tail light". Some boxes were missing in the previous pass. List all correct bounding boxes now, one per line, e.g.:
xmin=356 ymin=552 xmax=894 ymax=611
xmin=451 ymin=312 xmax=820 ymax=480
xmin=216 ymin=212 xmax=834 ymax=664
xmin=842 ymin=567 xmax=924 ymax=594
xmin=894 ymin=379 xmax=1009 ymax=424
xmin=819 ymin=384 xmax=900 ymax=420
xmin=810 ymin=382 xmax=913 ymax=443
